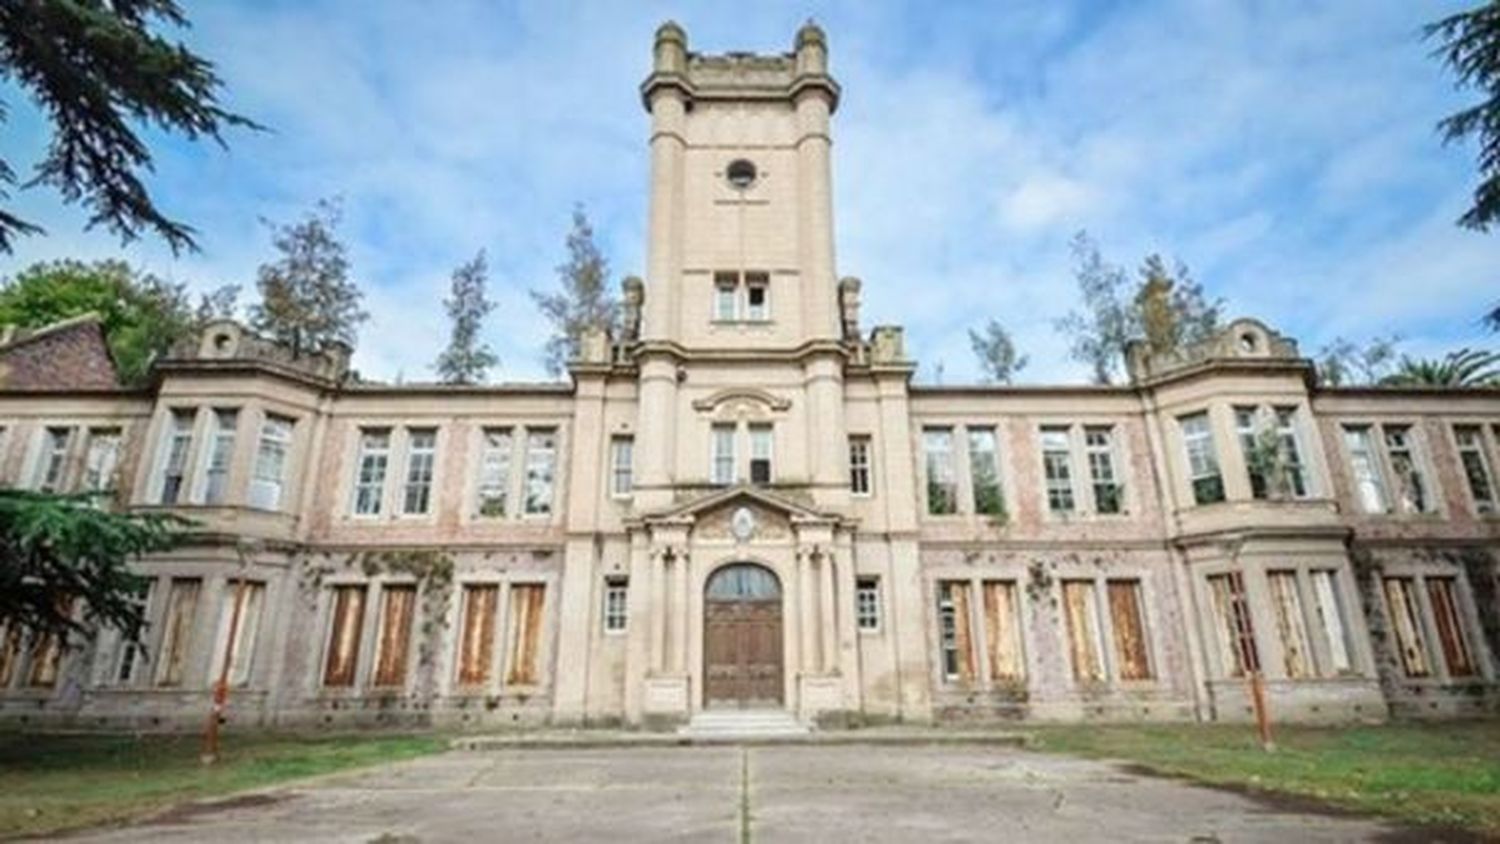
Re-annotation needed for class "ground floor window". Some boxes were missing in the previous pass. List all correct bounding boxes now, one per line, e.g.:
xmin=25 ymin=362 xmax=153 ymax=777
xmin=1426 ymin=577 xmax=1476 ymax=678
xmin=456 ymin=584 xmax=499 ymax=687
xmin=212 ymin=580 xmax=265 ymax=687
xmin=982 ymin=580 xmax=1024 ymax=682
xmin=1383 ymin=577 xmax=1430 ymax=678
xmin=936 ymin=580 xmax=975 ymax=682
xmin=1061 ymin=580 xmax=1105 ymax=683
xmin=1207 ymin=571 xmax=1259 ymax=678
xmin=602 ymin=577 xmax=628 ymax=634
xmin=155 ymin=578 xmax=202 ymax=687
xmin=372 ymin=584 xmax=418 ymax=687
xmin=1107 ymin=579 xmax=1152 ymax=681
xmin=323 ymin=585 xmax=367 ymax=688
xmin=855 ymin=577 xmax=881 ymax=632
xmin=505 ymin=584 xmax=546 ymax=686
xmin=1266 ymin=571 xmax=1313 ymax=679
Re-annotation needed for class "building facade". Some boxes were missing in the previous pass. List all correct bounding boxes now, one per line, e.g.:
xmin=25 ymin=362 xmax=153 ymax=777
xmin=1 ymin=23 xmax=1497 ymax=731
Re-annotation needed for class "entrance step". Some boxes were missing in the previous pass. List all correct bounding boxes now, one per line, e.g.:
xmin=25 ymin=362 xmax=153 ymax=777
xmin=677 ymin=709 xmax=811 ymax=740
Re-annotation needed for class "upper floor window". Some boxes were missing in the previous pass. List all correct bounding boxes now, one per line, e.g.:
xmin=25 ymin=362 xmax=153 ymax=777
xmin=203 ymin=408 xmax=239 ymax=505
xmin=714 ymin=275 xmax=737 ymax=322
xmin=1234 ymin=406 xmax=1309 ymax=500
xmin=249 ymin=415 xmax=294 ymax=511
xmin=610 ymin=435 xmax=634 ymax=498
xmin=1342 ymin=423 xmax=1433 ymax=515
xmin=967 ymin=427 xmax=1004 ymax=516
xmin=158 ymin=409 xmax=196 ymax=505
xmin=602 ymin=576 xmax=628 ymax=633
xmin=352 ymin=428 xmax=391 ymax=516
xmin=1040 ymin=427 xmax=1075 ymax=513
xmin=401 ymin=429 xmax=437 ymax=515
xmin=1084 ymin=426 xmax=1124 ymax=514
xmin=711 ymin=423 xmax=737 ymax=486
xmin=34 ymin=426 xmax=73 ymax=492
xmin=923 ymin=428 xmax=957 ymax=515
xmin=745 ymin=274 xmax=769 ymax=321
xmin=855 ymin=577 xmax=881 ymax=632
xmin=477 ymin=428 xmax=512 ymax=517
xmin=711 ymin=271 xmax=770 ymax=323
xmin=523 ymin=429 xmax=557 ymax=515
xmin=749 ymin=424 xmax=773 ymax=485
xmin=1453 ymin=425 xmax=1496 ymax=513
xmin=1383 ymin=425 xmax=1429 ymax=513
xmin=848 ymin=435 xmax=872 ymax=496
xmin=1342 ymin=425 xmax=1387 ymax=513
xmin=82 ymin=428 xmax=122 ymax=495
xmin=1179 ymin=412 xmax=1225 ymax=505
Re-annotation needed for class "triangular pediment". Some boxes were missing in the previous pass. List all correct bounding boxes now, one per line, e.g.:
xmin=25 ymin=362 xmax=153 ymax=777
xmin=647 ymin=485 xmax=836 ymax=525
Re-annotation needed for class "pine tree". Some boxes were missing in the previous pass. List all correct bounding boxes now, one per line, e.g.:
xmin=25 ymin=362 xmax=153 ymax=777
xmin=434 ymin=251 xmax=499 ymax=384
xmin=531 ymin=206 xmax=619 ymax=377
xmin=1427 ymin=2 xmax=1500 ymax=232
xmin=968 ymin=319 xmax=1029 ymax=384
xmin=248 ymin=200 xmax=368 ymax=357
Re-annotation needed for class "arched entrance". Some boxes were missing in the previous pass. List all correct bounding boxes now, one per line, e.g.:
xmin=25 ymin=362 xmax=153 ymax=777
xmin=703 ymin=563 xmax=784 ymax=708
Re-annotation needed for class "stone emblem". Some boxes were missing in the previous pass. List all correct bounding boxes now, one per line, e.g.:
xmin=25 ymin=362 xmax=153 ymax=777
xmin=731 ymin=506 xmax=756 ymax=542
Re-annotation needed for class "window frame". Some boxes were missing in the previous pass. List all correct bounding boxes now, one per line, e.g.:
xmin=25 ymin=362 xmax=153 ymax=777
xmin=1452 ymin=424 xmax=1497 ymax=515
xmin=400 ymin=427 xmax=438 ymax=516
xmin=967 ymin=426 xmax=1005 ymax=517
xmin=1039 ymin=425 xmax=1077 ymax=514
xmin=1179 ymin=411 xmax=1225 ymax=506
xmin=848 ymin=434 xmax=873 ymax=496
xmin=748 ymin=424 xmax=773 ymax=485
xmin=855 ymin=577 xmax=881 ymax=633
xmin=1084 ymin=424 xmax=1125 ymax=514
xmin=610 ymin=435 xmax=635 ymax=498
xmin=475 ymin=427 xmax=513 ymax=518
xmin=923 ymin=427 xmax=958 ymax=516
xmin=351 ymin=427 xmax=392 ymax=517
xmin=711 ymin=423 xmax=737 ymax=486
xmin=249 ymin=414 xmax=294 ymax=511
xmin=522 ymin=428 xmax=558 ymax=517
xmin=33 ymin=425 xmax=74 ymax=493
xmin=602 ymin=576 xmax=629 ymax=634
xmin=200 ymin=407 xmax=239 ymax=505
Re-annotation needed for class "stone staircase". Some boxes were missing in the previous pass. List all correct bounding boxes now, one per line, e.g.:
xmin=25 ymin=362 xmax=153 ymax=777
xmin=676 ymin=708 xmax=812 ymax=741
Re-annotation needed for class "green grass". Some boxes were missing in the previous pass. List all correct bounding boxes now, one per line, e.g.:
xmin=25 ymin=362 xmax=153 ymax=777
xmin=0 ymin=731 xmax=447 ymax=839
xmin=1029 ymin=721 xmax=1500 ymax=835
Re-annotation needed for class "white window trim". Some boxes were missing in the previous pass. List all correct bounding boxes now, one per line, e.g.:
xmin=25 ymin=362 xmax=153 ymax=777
xmin=848 ymin=434 xmax=873 ymax=497
xmin=1339 ymin=419 xmax=1440 ymax=518
xmin=602 ymin=577 xmax=629 ymax=634
xmin=350 ymin=427 xmax=393 ymax=518
xmin=1452 ymin=423 xmax=1497 ymax=515
xmin=398 ymin=427 xmax=440 ymax=518
xmin=855 ymin=577 xmax=882 ymax=633
xmin=610 ymin=435 xmax=634 ymax=499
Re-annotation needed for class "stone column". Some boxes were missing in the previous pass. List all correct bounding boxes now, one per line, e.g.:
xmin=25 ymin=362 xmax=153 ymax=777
xmin=798 ymin=548 xmax=816 ymax=674
xmin=819 ymin=551 xmax=838 ymax=672
xmin=650 ymin=547 xmax=667 ymax=673
xmin=805 ymin=353 xmax=848 ymax=507
xmin=793 ymin=74 xmax=837 ymax=340
xmin=634 ymin=355 xmax=678 ymax=510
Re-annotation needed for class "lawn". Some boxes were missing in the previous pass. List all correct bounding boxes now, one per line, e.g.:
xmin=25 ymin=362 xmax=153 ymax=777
xmin=0 ymin=731 xmax=446 ymax=839
xmin=1029 ymin=720 xmax=1500 ymax=835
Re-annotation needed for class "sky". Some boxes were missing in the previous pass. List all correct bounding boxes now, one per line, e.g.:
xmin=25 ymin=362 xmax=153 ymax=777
xmin=0 ymin=0 xmax=1496 ymax=384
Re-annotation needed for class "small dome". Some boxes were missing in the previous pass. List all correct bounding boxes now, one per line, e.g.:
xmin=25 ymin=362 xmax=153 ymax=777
xmin=796 ymin=19 xmax=826 ymax=48
xmin=655 ymin=20 xmax=687 ymax=45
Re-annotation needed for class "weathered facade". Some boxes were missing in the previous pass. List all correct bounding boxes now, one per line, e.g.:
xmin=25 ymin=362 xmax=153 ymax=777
xmin=1 ymin=23 xmax=1497 ymax=731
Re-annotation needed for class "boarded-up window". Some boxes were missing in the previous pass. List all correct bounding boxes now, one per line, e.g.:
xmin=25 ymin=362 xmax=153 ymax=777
xmin=155 ymin=578 xmax=201 ymax=687
xmin=1267 ymin=571 xmax=1312 ymax=679
xmin=0 ymin=627 xmax=21 ymax=687
xmin=1310 ymin=570 xmax=1352 ymax=675
xmin=372 ymin=585 xmax=417 ymax=687
xmin=322 ymin=585 xmax=367 ymax=688
xmin=982 ymin=581 xmax=1024 ymax=682
xmin=1207 ymin=572 xmax=1259 ymax=678
xmin=936 ymin=580 xmax=975 ymax=682
xmin=1062 ymin=580 xmax=1104 ymax=682
xmin=1107 ymin=580 xmax=1152 ymax=681
xmin=26 ymin=632 xmax=63 ymax=688
xmin=211 ymin=581 xmax=265 ymax=687
xmin=1426 ymin=577 xmax=1475 ymax=678
xmin=1383 ymin=577 xmax=1430 ymax=678
xmin=506 ymin=584 xmax=546 ymax=686
xmin=456 ymin=584 xmax=499 ymax=686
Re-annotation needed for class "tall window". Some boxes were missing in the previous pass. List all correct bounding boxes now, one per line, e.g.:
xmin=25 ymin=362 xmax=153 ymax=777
xmin=1061 ymin=580 xmax=1105 ymax=682
xmin=1274 ymin=408 xmax=1309 ymax=497
xmin=602 ymin=577 xmax=628 ymax=633
xmin=111 ymin=582 xmax=153 ymax=686
xmin=936 ymin=580 xmax=974 ymax=682
xmin=506 ymin=584 xmax=546 ymax=686
xmin=158 ymin=409 xmax=195 ymax=505
xmin=1383 ymin=577 xmax=1430 ymax=677
xmin=322 ymin=584 xmax=367 ymax=687
xmin=745 ymin=273 xmax=770 ymax=321
xmin=924 ymin=428 xmax=957 ymax=515
xmin=212 ymin=580 xmax=265 ymax=687
xmin=1235 ymin=407 xmax=1309 ymax=499
xmin=983 ymin=580 xmax=1025 ymax=682
xmin=1085 ymin=426 xmax=1123 ymax=514
xmin=249 ymin=415 xmax=293 ymax=510
xmin=477 ymin=428 xmax=512 ymax=517
xmin=1343 ymin=425 xmax=1388 ymax=513
xmin=203 ymin=408 xmax=238 ymax=505
xmin=1207 ymin=571 xmax=1259 ymax=678
xmin=33 ymin=426 xmax=72 ymax=492
xmin=155 ymin=577 xmax=201 ymax=687
xmin=714 ymin=274 xmax=738 ymax=321
xmin=1266 ymin=571 xmax=1312 ymax=679
xmin=1427 ymin=577 xmax=1475 ymax=677
xmin=855 ymin=577 xmax=881 ymax=632
xmin=523 ymin=429 xmax=557 ymax=515
xmin=402 ymin=428 xmax=437 ymax=515
xmin=456 ymin=584 xmax=499 ymax=686
xmin=1234 ymin=407 xmax=1267 ymax=499
xmin=1382 ymin=425 xmax=1429 ymax=513
xmin=1107 ymin=580 xmax=1152 ymax=681
xmin=749 ymin=424 xmax=773 ymax=485
xmin=968 ymin=427 xmax=1004 ymax=516
xmin=81 ymin=428 xmax=122 ymax=495
xmin=1040 ymin=426 xmax=1075 ymax=513
xmin=372 ymin=584 xmax=417 ymax=687
xmin=711 ymin=424 xmax=736 ymax=485
xmin=610 ymin=436 xmax=634 ymax=497
xmin=712 ymin=271 xmax=770 ymax=323
xmin=848 ymin=435 xmax=872 ymax=496
xmin=1453 ymin=426 xmax=1495 ymax=513
xmin=352 ymin=429 xmax=391 ymax=516
xmin=1180 ymin=412 xmax=1225 ymax=505
xmin=1310 ymin=570 xmax=1352 ymax=675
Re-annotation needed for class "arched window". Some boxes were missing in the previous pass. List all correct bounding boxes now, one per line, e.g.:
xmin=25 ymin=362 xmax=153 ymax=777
xmin=705 ymin=564 xmax=780 ymax=600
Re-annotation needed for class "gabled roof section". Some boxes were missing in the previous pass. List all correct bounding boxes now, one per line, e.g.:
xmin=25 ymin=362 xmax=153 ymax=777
xmin=644 ymin=484 xmax=842 ymax=525
xmin=0 ymin=312 xmax=121 ymax=390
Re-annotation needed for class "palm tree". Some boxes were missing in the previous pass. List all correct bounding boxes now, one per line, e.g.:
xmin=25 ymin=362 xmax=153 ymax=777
xmin=1380 ymin=347 xmax=1500 ymax=387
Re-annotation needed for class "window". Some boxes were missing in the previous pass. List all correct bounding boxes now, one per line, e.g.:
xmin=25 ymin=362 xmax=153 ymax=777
xmin=1310 ymin=570 xmax=1352 ymax=675
xmin=523 ymin=429 xmax=557 ymax=515
xmin=456 ymin=584 xmax=499 ymax=686
xmin=506 ymin=584 xmax=546 ymax=686
xmin=1061 ymin=580 xmax=1104 ymax=682
xmin=712 ymin=271 xmax=771 ymax=323
xmin=1107 ymin=580 xmax=1152 ymax=681
xmin=352 ymin=429 xmax=391 ymax=516
xmin=249 ymin=415 xmax=293 ymax=510
xmin=968 ymin=427 xmax=1004 ymax=516
xmin=1454 ymin=426 xmax=1496 ymax=513
xmin=155 ymin=578 xmax=202 ymax=687
xmin=34 ymin=426 xmax=72 ymax=492
xmin=158 ymin=410 xmax=195 ymax=505
xmin=855 ymin=577 xmax=881 ymax=632
xmin=848 ymin=435 xmax=872 ymax=496
xmin=1427 ymin=577 xmax=1475 ymax=677
xmin=322 ymin=584 xmax=367 ymax=687
xmin=27 ymin=628 xmax=65 ymax=689
xmin=745 ymin=274 xmax=769 ymax=321
xmin=924 ymin=428 xmax=958 ymax=515
xmin=477 ymin=428 xmax=512 ymax=517
xmin=1040 ymin=427 xmax=1075 ymax=513
xmin=203 ymin=409 xmax=238 ymax=505
xmin=1085 ymin=426 xmax=1123 ymax=514
xmin=372 ymin=585 xmax=417 ymax=687
xmin=81 ymin=428 xmax=122 ymax=495
xmin=1343 ymin=425 xmax=1388 ymax=513
xmin=112 ymin=582 xmax=153 ymax=685
xmin=0 ymin=627 xmax=19 ymax=688
xmin=1207 ymin=572 xmax=1259 ymax=678
xmin=402 ymin=428 xmax=437 ymax=515
xmin=610 ymin=436 xmax=634 ymax=497
xmin=711 ymin=424 xmax=737 ymax=485
xmin=936 ymin=581 xmax=975 ymax=682
xmin=603 ymin=577 xmax=628 ymax=633
xmin=1236 ymin=407 xmax=1309 ymax=500
xmin=714 ymin=274 xmax=738 ymax=322
xmin=1383 ymin=577 xmax=1430 ymax=678
xmin=749 ymin=424 xmax=773 ymax=485
xmin=211 ymin=581 xmax=264 ymax=687
xmin=1267 ymin=571 xmax=1312 ymax=679
xmin=1274 ymin=408 xmax=1309 ymax=498
xmin=982 ymin=580 xmax=1025 ymax=682
xmin=1180 ymin=412 xmax=1224 ymax=505
xmin=1382 ymin=425 xmax=1429 ymax=514
xmin=1235 ymin=407 xmax=1267 ymax=499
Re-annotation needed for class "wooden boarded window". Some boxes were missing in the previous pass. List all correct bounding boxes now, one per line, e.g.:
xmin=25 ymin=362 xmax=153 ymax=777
xmin=1267 ymin=571 xmax=1312 ymax=679
xmin=372 ymin=585 xmax=418 ymax=687
xmin=26 ymin=632 xmax=63 ymax=688
xmin=1426 ymin=577 xmax=1475 ymax=677
xmin=0 ymin=627 xmax=20 ymax=688
xmin=456 ymin=584 xmax=499 ymax=687
xmin=322 ymin=585 xmax=367 ymax=688
xmin=1107 ymin=579 xmax=1152 ymax=681
xmin=936 ymin=581 xmax=975 ymax=682
xmin=506 ymin=584 xmax=546 ymax=686
xmin=155 ymin=578 xmax=202 ymax=687
xmin=1207 ymin=572 xmax=1259 ymax=678
xmin=212 ymin=581 xmax=265 ymax=687
xmin=1310 ymin=570 xmax=1352 ymax=675
xmin=982 ymin=580 xmax=1024 ymax=682
xmin=1383 ymin=577 xmax=1430 ymax=678
xmin=1062 ymin=580 xmax=1104 ymax=682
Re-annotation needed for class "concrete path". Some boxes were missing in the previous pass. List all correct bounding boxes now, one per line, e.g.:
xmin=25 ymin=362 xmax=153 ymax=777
xmin=62 ymin=744 xmax=1465 ymax=843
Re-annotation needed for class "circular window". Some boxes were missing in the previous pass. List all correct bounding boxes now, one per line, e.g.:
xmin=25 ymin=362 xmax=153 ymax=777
xmin=726 ymin=159 xmax=758 ymax=190
xmin=1239 ymin=332 xmax=1258 ymax=353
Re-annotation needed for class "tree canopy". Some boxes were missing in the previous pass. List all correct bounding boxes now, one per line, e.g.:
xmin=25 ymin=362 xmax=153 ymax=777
xmin=248 ymin=200 xmax=368 ymax=358
xmin=531 ymin=206 xmax=619 ymax=377
xmin=0 ymin=0 xmax=257 ymax=252
xmin=1315 ymin=335 xmax=1402 ymax=386
xmin=1427 ymin=2 xmax=1500 ymax=233
xmin=968 ymin=319 xmax=1028 ymax=384
xmin=434 ymin=250 xmax=498 ymax=384
xmin=1381 ymin=347 xmax=1500 ymax=387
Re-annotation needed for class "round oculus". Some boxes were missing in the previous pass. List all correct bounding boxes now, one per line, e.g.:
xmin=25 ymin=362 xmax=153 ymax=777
xmin=726 ymin=159 xmax=758 ymax=189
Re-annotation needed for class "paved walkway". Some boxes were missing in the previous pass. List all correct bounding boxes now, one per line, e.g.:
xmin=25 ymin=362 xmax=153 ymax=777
xmin=64 ymin=744 xmax=1462 ymax=843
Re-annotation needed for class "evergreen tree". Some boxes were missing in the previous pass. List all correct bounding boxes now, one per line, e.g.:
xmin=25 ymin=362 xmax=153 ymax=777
xmin=1427 ymin=2 xmax=1500 ymax=232
xmin=434 ymin=251 xmax=499 ymax=384
xmin=968 ymin=319 xmax=1029 ymax=384
xmin=0 ymin=0 xmax=258 ymax=252
xmin=531 ymin=206 xmax=619 ymax=377
xmin=248 ymin=200 xmax=367 ymax=357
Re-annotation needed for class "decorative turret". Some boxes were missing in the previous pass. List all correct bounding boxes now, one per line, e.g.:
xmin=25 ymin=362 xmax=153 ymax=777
xmin=794 ymin=19 xmax=828 ymax=76
xmin=652 ymin=20 xmax=687 ymax=74
xmin=1125 ymin=317 xmax=1301 ymax=383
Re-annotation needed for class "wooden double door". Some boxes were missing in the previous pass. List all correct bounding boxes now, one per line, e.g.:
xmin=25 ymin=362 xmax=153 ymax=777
xmin=703 ymin=564 xmax=784 ymax=708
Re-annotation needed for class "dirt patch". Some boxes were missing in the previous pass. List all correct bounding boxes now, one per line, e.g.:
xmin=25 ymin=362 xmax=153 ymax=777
xmin=150 ymin=792 xmax=291 ymax=826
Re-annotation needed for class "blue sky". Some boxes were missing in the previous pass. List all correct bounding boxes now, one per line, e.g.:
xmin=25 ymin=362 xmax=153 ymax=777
xmin=0 ymin=0 xmax=1496 ymax=383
